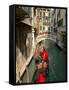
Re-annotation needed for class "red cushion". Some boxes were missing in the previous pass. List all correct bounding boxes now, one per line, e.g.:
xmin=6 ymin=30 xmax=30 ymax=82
xmin=42 ymin=51 xmax=48 ymax=61
xmin=36 ymin=72 xmax=46 ymax=83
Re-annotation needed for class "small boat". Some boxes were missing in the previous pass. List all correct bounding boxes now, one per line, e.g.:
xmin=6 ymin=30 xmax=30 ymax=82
xmin=33 ymin=48 xmax=49 ymax=83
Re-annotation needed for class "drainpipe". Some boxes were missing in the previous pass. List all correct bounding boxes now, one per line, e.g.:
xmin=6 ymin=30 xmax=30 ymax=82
xmin=26 ymin=65 xmax=29 ymax=83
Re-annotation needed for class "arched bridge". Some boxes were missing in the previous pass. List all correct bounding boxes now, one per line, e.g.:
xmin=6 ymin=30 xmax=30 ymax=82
xmin=35 ymin=33 xmax=57 ymax=45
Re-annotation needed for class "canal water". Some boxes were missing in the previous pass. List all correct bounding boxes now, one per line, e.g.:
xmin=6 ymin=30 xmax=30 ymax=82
xmin=21 ymin=39 xmax=67 ymax=83
xmin=45 ymin=39 xmax=67 ymax=82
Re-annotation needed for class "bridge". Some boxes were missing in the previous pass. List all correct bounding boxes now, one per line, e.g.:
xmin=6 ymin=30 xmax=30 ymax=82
xmin=35 ymin=33 xmax=57 ymax=45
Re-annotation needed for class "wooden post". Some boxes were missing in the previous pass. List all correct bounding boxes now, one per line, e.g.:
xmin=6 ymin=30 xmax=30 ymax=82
xmin=26 ymin=65 xmax=29 ymax=83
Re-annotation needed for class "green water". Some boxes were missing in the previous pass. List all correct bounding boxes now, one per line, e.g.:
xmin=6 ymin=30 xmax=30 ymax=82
xmin=21 ymin=59 xmax=36 ymax=83
xmin=21 ymin=39 xmax=67 ymax=83
xmin=45 ymin=40 xmax=67 ymax=82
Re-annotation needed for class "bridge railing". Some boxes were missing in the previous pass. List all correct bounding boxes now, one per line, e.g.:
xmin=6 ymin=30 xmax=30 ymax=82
xmin=35 ymin=33 xmax=57 ymax=45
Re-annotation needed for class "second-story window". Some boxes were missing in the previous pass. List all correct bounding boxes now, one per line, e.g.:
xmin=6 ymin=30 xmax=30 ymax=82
xmin=43 ymin=12 xmax=45 ymax=17
xmin=58 ymin=9 xmax=61 ymax=17
xmin=43 ymin=26 xmax=45 ymax=31
xmin=40 ymin=26 xmax=42 ymax=31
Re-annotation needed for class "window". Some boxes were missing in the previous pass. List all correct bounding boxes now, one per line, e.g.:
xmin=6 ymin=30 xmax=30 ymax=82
xmin=54 ymin=9 xmax=56 ymax=13
xmin=57 ymin=10 xmax=61 ymax=17
xmin=40 ymin=26 xmax=42 ymax=30
xmin=43 ymin=26 xmax=45 ymax=31
xmin=43 ymin=12 xmax=45 ymax=17
xmin=54 ymin=18 xmax=56 ymax=25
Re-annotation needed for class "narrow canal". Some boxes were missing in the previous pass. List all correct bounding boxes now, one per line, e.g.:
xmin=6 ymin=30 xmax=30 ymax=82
xmin=21 ymin=39 xmax=67 ymax=83
xmin=45 ymin=39 xmax=67 ymax=82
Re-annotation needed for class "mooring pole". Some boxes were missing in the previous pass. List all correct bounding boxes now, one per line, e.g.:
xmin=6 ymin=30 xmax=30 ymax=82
xmin=26 ymin=65 xmax=29 ymax=83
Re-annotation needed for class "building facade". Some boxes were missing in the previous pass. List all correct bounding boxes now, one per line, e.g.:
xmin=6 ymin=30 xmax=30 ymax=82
xmin=33 ymin=8 xmax=50 ymax=35
xmin=49 ymin=8 xmax=67 ymax=50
